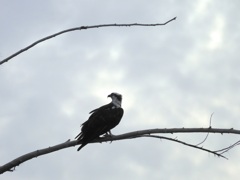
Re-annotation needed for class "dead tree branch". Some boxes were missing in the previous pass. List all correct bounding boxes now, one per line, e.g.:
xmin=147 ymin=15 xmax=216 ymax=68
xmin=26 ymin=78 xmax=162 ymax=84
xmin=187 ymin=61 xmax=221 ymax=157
xmin=142 ymin=134 xmax=227 ymax=159
xmin=0 ymin=17 xmax=176 ymax=65
xmin=1 ymin=127 xmax=240 ymax=174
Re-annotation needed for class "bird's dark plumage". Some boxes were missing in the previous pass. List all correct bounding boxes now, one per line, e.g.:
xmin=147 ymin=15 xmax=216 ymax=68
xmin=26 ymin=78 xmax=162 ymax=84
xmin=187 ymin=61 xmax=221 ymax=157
xmin=75 ymin=92 xmax=124 ymax=151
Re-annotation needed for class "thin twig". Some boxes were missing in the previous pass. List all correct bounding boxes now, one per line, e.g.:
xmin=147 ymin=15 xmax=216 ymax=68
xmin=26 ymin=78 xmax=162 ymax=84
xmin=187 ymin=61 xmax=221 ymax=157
xmin=195 ymin=112 xmax=214 ymax=146
xmin=142 ymin=134 xmax=227 ymax=159
xmin=215 ymin=140 xmax=240 ymax=154
xmin=0 ymin=17 xmax=176 ymax=65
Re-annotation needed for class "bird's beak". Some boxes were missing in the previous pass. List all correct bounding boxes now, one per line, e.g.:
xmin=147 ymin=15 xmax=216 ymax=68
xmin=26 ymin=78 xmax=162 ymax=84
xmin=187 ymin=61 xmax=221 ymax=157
xmin=107 ymin=94 xmax=111 ymax=98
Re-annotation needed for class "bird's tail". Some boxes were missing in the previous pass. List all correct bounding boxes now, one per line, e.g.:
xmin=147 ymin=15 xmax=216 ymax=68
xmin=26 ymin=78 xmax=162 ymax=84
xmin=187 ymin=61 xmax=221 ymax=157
xmin=77 ymin=143 xmax=87 ymax=151
xmin=75 ymin=132 xmax=83 ymax=140
xmin=75 ymin=132 xmax=85 ymax=151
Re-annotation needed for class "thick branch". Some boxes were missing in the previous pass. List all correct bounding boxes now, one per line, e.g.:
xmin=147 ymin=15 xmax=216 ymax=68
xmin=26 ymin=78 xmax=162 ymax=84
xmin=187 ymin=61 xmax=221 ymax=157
xmin=0 ymin=17 xmax=176 ymax=65
xmin=1 ymin=127 xmax=239 ymax=174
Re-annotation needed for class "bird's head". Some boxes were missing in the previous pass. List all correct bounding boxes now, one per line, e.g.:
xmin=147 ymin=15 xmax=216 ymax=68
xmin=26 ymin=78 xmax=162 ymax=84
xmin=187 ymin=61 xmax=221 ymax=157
xmin=108 ymin=92 xmax=122 ymax=108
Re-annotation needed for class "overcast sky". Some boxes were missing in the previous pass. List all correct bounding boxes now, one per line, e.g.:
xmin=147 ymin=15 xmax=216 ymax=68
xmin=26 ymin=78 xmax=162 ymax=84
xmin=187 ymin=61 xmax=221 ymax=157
xmin=1 ymin=0 xmax=240 ymax=179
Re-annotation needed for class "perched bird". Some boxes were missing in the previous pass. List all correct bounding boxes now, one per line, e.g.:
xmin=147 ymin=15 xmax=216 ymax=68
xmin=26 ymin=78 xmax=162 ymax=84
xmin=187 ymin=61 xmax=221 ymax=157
xmin=75 ymin=92 xmax=124 ymax=151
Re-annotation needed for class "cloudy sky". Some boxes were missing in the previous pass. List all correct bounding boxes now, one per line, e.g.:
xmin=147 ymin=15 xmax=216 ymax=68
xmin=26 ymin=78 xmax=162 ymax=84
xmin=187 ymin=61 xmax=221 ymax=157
xmin=1 ymin=0 xmax=240 ymax=179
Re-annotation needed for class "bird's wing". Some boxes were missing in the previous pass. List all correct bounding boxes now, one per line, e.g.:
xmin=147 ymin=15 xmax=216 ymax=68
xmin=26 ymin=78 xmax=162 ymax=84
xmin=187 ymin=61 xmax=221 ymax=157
xmin=89 ymin=103 xmax=112 ymax=114
xmin=78 ymin=108 xmax=124 ymax=142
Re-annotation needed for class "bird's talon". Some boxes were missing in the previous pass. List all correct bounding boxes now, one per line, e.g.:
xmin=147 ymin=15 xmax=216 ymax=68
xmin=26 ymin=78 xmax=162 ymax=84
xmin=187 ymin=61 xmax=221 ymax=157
xmin=103 ymin=133 xmax=111 ymax=138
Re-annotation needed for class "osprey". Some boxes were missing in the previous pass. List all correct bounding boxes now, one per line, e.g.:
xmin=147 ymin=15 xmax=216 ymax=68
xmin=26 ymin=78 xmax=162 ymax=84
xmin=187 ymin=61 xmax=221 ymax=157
xmin=75 ymin=92 xmax=124 ymax=151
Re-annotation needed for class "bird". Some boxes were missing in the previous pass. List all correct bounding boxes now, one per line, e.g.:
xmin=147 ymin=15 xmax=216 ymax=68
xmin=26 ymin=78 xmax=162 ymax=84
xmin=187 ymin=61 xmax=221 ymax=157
xmin=75 ymin=92 xmax=124 ymax=151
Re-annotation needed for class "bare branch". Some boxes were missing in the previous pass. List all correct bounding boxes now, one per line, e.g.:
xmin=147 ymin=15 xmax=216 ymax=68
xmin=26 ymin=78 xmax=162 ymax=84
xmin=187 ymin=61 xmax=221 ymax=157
xmin=141 ymin=134 xmax=227 ymax=159
xmin=0 ymin=139 xmax=77 ymax=174
xmin=1 ymin=127 xmax=240 ymax=174
xmin=0 ymin=17 xmax=176 ymax=65
xmin=215 ymin=140 xmax=240 ymax=154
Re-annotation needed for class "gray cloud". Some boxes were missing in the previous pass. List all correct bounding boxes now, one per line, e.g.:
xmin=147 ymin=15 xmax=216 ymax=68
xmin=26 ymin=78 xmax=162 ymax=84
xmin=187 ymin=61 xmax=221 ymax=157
xmin=1 ymin=0 xmax=240 ymax=179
